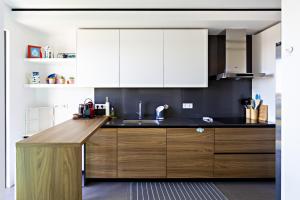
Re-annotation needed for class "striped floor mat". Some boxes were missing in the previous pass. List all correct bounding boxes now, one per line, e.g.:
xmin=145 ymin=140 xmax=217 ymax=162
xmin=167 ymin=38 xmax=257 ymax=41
xmin=130 ymin=182 xmax=228 ymax=200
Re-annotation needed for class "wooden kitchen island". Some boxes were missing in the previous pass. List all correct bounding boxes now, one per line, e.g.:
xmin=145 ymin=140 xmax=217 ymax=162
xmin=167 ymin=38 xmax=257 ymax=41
xmin=16 ymin=116 xmax=109 ymax=200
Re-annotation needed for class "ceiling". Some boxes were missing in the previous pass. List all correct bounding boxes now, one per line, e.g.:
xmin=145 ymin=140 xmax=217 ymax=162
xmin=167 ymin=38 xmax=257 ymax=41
xmin=10 ymin=10 xmax=281 ymax=35
xmin=5 ymin=0 xmax=281 ymax=9
xmin=6 ymin=0 xmax=281 ymax=35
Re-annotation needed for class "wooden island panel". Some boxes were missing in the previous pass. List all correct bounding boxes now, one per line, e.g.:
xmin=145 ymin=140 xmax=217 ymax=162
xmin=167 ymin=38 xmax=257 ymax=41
xmin=16 ymin=145 xmax=82 ymax=200
xmin=16 ymin=117 xmax=109 ymax=200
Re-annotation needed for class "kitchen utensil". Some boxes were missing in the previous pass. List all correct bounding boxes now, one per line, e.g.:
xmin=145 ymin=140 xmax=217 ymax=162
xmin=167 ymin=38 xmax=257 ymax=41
xmin=255 ymin=99 xmax=262 ymax=110
xmin=241 ymin=98 xmax=253 ymax=109
xmin=255 ymin=94 xmax=261 ymax=100
xmin=250 ymin=99 xmax=255 ymax=109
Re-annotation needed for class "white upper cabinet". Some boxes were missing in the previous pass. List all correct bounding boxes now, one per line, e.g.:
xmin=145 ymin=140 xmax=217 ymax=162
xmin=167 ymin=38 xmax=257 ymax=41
xmin=120 ymin=30 xmax=164 ymax=87
xmin=164 ymin=29 xmax=208 ymax=87
xmin=76 ymin=29 xmax=208 ymax=88
xmin=77 ymin=29 xmax=120 ymax=87
xmin=252 ymin=24 xmax=281 ymax=74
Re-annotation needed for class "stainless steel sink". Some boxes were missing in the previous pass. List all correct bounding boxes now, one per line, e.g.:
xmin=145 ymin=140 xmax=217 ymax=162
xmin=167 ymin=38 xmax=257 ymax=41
xmin=123 ymin=119 xmax=159 ymax=124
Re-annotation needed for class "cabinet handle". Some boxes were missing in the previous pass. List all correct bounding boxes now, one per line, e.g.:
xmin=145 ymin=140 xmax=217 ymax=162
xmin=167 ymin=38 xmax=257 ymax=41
xmin=196 ymin=128 xmax=205 ymax=134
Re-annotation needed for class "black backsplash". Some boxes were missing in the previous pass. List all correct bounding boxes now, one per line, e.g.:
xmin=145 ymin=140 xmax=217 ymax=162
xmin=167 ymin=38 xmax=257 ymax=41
xmin=94 ymin=79 xmax=251 ymax=119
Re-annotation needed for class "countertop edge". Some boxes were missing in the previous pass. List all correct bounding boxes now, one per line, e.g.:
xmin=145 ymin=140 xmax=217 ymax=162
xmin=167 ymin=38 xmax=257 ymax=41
xmin=17 ymin=116 xmax=109 ymax=146
xmin=103 ymin=125 xmax=276 ymax=128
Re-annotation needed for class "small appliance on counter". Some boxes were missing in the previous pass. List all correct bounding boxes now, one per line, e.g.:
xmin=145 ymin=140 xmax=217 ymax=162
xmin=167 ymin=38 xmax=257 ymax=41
xmin=74 ymin=98 xmax=95 ymax=119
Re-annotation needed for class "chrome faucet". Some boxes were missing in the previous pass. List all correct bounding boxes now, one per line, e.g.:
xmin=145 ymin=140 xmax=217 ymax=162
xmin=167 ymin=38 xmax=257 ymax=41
xmin=137 ymin=100 xmax=142 ymax=120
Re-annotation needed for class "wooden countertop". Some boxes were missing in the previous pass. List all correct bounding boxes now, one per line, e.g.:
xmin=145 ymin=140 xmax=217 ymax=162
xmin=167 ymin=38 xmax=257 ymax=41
xmin=17 ymin=116 xmax=109 ymax=146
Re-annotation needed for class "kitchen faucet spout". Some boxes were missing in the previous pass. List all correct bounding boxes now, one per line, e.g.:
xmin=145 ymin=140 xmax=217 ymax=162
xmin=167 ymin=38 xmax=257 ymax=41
xmin=137 ymin=100 xmax=142 ymax=120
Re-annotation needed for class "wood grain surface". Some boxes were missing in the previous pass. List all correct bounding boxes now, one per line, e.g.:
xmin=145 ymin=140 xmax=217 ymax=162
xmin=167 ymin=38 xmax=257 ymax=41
xmin=16 ymin=145 xmax=82 ymax=200
xmin=17 ymin=116 xmax=108 ymax=145
xmin=167 ymin=128 xmax=214 ymax=178
xmin=214 ymin=154 xmax=275 ymax=178
xmin=118 ymin=128 xmax=167 ymax=178
xmin=215 ymin=128 xmax=275 ymax=153
xmin=86 ymin=128 xmax=117 ymax=178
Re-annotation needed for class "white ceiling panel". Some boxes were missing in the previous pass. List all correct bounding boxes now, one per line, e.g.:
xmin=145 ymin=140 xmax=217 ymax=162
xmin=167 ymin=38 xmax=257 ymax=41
xmin=10 ymin=11 xmax=281 ymax=35
xmin=5 ymin=0 xmax=281 ymax=9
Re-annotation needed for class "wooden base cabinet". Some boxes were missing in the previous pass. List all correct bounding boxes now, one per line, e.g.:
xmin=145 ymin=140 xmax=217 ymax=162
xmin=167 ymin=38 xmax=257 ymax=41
xmin=85 ymin=127 xmax=275 ymax=179
xmin=214 ymin=154 xmax=275 ymax=178
xmin=215 ymin=128 xmax=275 ymax=153
xmin=167 ymin=128 xmax=214 ymax=178
xmin=118 ymin=128 xmax=167 ymax=178
xmin=214 ymin=128 xmax=275 ymax=178
xmin=85 ymin=128 xmax=117 ymax=178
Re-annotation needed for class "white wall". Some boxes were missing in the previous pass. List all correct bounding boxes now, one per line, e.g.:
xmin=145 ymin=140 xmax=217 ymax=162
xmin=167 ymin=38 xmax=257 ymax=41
xmin=282 ymin=1 xmax=300 ymax=199
xmin=252 ymin=23 xmax=281 ymax=122
xmin=4 ymin=10 xmax=94 ymax=187
xmin=4 ymin=5 xmax=47 ymax=188
xmin=0 ymin=0 xmax=6 ymax=198
xmin=33 ymin=31 xmax=94 ymax=118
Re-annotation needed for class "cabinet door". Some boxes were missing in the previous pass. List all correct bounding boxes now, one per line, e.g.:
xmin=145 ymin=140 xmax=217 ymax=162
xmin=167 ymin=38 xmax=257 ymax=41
xmin=120 ymin=30 xmax=163 ymax=87
xmin=118 ymin=128 xmax=166 ymax=178
xmin=77 ymin=29 xmax=119 ymax=87
xmin=214 ymin=154 xmax=275 ymax=178
xmin=164 ymin=29 xmax=208 ymax=87
xmin=167 ymin=128 xmax=214 ymax=178
xmin=85 ymin=128 xmax=117 ymax=178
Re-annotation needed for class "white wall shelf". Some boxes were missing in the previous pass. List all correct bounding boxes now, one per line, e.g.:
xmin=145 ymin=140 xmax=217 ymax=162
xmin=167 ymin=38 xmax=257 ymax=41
xmin=24 ymin=58 xmax=76 ymax=64
xmin=24 ymin=84 xmax=79 ymax=88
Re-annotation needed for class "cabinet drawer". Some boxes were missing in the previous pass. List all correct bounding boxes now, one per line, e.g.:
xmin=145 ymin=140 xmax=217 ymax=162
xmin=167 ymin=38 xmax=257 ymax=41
xmin=215 ymin=128 xmax=275 ymax=153
xmin=167 ymin=128 xmax=214 ymax=178
xmin=118 ymin=128 xmax=166 ymax=178
xmin=86 ymin=128 xmax=117 ymax=178
xmin=214 ymin=154 xmax=275 ymax=178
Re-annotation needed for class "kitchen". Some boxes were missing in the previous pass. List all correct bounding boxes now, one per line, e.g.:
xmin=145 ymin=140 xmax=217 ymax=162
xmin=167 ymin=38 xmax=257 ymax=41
xmin=1 ymin=1 xmax=284 ymax=200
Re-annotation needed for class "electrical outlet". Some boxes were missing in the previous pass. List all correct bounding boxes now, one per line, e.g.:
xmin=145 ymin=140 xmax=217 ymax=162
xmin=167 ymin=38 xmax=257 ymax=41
xmin=182 ymin=103 xmax=193 ymax=109
xmin=95 ymin=104 xmax=106 ymax=109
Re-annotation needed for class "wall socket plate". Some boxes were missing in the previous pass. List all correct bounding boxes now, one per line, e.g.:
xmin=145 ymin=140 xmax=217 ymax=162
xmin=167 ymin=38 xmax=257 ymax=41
xmin=95 ymin=104 xmax=106 ymax=109
xmin=182 ymin=103 xmax=193 ymax=109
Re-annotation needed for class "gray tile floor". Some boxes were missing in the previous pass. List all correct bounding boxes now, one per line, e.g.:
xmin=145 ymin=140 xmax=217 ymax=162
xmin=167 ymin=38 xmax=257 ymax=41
xmin=215 ymin=181 xmax=275 ymax=200
xmin=4 ymin=180 xmax=275 ymax=200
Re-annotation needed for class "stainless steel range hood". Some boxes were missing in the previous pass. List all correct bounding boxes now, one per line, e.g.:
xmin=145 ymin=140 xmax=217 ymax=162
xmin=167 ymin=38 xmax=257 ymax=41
xmin=216 ymin=29 xmax=266 ymax=80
